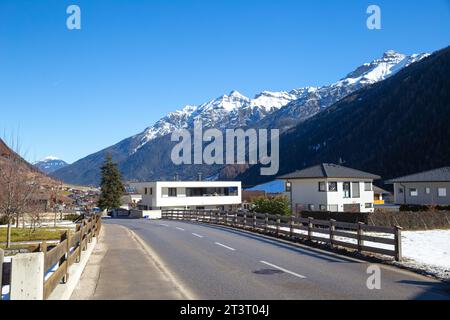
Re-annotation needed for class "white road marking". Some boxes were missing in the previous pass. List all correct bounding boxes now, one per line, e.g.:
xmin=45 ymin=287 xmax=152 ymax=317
xmin=192 ymin=233 xmax=204 ymax=238
xmin=176 ymin=227 xmax=185 ymax=231
xmin=215 ymin=242 xmax=236 ymax=251
xmin=260 ymin=261 xmax=306 ymax=279
xmin=159 ymin=224 xmax=169 ymax=227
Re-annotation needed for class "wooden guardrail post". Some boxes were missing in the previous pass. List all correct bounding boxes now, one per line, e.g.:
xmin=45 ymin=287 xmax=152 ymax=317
xmin=64 ymin=232 xmax=71 ymax=283
xmin=276 ymin=215 xmax=280 ymax=236
xmin=253 ymin=213 xmax=257 ymax=230
xmin=59 ymin=231 xmax=68 ymax=284
xmin=264 ymin=213 xmax=268 ymax=233
xmin=243 ymin=213 xmax=247 ymax=228
xmin=40 ymin=240 xmax=47 ymax=254
xmin=233 ymin=213 xmax=237 ymax=227
xmin=357 ymin=222 xmax=364 ymax=253
xmin=289 ymin=216 xmax=294 ymax=238
xmin=307 ymin=217 xmax=313 ymax=241
xmin=330 ymin=219 xmax=336 ymax=248
xmin=395 ymin=226 xmax=403 ymax=261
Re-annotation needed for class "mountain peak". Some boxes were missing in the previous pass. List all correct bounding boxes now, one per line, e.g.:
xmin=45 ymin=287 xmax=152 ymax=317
xmin=34 ymin=156 xmax=68 ymax=174
xmin=382 ymin=50 xmax=404 ymax=59
xmin=229 ymin=90 xmax=244 ymax=97
xmin=41 ymin=155 xmax=61 ymax=161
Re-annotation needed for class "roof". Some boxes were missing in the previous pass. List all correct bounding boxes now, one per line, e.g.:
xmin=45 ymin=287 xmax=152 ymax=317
xmin=385 ymin=167 xmax=450 ymax=183
xmin=373 ymin=185 xmax=391 ymax=195
xmin=277 ymin=163 xmax=381 ymax=180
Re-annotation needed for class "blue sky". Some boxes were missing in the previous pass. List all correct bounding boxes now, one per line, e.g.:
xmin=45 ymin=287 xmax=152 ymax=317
xmin=0 ymin=0 xmax=449 ymax=164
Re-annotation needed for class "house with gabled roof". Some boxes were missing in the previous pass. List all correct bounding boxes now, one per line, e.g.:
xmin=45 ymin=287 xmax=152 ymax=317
xmin=385 ymin=167 xmax=450 ymax=205
xmin=278 ymin=163 xmax=381 ymax=213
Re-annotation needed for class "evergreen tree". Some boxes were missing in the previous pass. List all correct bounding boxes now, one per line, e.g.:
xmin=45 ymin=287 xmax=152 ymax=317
xmin=98 ymin=155 xmax=125 ymax=211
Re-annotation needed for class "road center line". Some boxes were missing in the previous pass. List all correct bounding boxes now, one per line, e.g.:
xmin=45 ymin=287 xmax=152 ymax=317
xmin=159 ymin=224 xmax=169 ymax=227
xmin=260 ymin=261 xmax=306 ymax=279
xmin=192 ymin=233 xmax=204 ymax=238
xmin=175 ymin=227 xmax=185 ymax=231
xmin=215 ymin=242 xmax=236 ymax=251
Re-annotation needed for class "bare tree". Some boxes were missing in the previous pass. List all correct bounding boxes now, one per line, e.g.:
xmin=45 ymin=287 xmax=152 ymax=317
xmin=0 ymin=138 xmax=40 ymax=248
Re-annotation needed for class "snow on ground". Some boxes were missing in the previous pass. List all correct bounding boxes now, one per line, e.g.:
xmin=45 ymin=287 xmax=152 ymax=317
xmin=270 ymin=225 xmax=450 ymax=280
xmin=398 ymin=230 xmax=450 ymax=280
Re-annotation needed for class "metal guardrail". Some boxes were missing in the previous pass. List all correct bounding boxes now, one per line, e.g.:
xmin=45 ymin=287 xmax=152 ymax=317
xmin=161 ymin=210 xmax=402 ymax=261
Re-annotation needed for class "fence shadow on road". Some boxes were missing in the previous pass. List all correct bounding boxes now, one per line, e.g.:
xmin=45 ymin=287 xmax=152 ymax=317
xmin=181 ymin=221 xmax=357 ymax=264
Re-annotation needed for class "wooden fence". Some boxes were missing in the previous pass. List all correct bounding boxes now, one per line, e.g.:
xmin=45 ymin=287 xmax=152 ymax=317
xmin=162 ymin=210 xmax=402 ymax=261
xmin=1 ymin=214 xmax=102 ymax=300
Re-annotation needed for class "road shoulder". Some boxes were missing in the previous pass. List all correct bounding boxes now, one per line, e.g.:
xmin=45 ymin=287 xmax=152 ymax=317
xmin=70 ymin=223 xmax=193 ymax=300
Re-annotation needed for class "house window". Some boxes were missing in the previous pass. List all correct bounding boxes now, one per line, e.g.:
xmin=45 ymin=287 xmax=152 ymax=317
xmin=352 ymin=182 xmax=360 ymax=198
xmin=328 ymin=182 xmax=338 ymax=192
xmin=425 ymin=187 xmax=430 ymax=195
xmin=398 ymin=188 xmax=404 ymax=194
xmin=343 ymin=182 xmax=351 ymax=198
xmin=409 ymin=188 xmax=418 ymax=197
xmin=308 ymin=204 xmax=315 ymax=211
xmin=319 ymin=204 xmax=327 ymax=211
xmin=328 ymin=204 xmax=339 ymax=212
xmin=365 ymin=203 xmax=373 ymax=209
xmin=318 ymin=181 xmax=326 ymax=192
xmin=168 ymin=188 xmax=177 ymax=197
xmin=364 ymin=182 xmax=373 ymax=191
xmin=438 ymin=188 xmax=447 ymax=197
xmin=144 ymin=188 xmax=148 ymax=195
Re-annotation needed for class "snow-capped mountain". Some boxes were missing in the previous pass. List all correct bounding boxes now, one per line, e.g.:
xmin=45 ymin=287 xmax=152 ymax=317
xmin=34 ymin=156 xmax=68 ymax=174
xmin=133 ymin=89 xmax=302 ymax=153
xmin=133 ymin=50 xmax=429 ymax=152
xmin=52 ymin=49 xmax=430 ymax=186
xmin=257 ymin=50 xmax=430 ymax=130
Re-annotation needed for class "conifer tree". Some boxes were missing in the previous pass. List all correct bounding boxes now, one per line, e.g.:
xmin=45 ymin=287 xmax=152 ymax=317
xmin=98 ymin=154 xmax=125 ymax=211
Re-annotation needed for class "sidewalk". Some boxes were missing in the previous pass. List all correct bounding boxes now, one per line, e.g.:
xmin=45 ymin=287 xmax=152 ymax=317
xmin=70 ymin=223 xmax=191 ymax=300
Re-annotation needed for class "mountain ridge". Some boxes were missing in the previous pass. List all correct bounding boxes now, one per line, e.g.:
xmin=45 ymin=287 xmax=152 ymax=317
xmin=52 ymin=50 xmax=430 ymax=186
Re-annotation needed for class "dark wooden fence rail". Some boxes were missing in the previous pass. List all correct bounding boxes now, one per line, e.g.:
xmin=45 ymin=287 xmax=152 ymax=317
xmin=162 ymin=210 xmax=402 ymax=261
xmin=0 ymin=214 xmax=102 ymax=300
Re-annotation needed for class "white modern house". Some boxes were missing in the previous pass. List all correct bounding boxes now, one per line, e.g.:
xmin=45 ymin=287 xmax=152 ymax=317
xmin=385 ymin=167 xmax=450 ymax=205
xmin=129 ymin=180 xmax=242 ymax=211
xmin=278 ymin=163 xmax=380 ymax=213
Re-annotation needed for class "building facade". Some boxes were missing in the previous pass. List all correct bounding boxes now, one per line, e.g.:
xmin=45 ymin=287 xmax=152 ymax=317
xmin=278 ymin=164 xmax=380 ymax=213
xmin=386 ymin=167 xmax=450 ymax=205
xmin=129 ymin=181 xmax=242 ymax=210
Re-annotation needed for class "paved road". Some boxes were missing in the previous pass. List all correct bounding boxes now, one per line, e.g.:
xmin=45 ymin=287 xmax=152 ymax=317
xmin=71 ymin=224 xmax=189 ymax=300
xmin=105 ymin=219 xmax=450 ymax=300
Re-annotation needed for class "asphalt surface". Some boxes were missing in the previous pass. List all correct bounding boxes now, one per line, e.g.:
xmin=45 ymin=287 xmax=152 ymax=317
xmin=105 ymin=219 xmax=450 ymax=300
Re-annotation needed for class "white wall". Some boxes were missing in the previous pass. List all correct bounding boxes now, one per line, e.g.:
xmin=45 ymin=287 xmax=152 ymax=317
xmin=130 ymin=181 xmax=242 ymax=209
xmin=288 ymin=178 xmax=375 ymax=213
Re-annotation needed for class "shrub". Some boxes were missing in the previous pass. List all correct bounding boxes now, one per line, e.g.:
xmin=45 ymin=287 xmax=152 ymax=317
xmin=0 ymin=214 xmax=10 ymax=225
xmin=252 ymin=196 xmax=291 ymax=216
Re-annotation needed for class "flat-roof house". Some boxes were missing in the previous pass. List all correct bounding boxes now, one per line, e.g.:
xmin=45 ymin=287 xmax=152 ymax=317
xmin=385 ymin=167 xmax=450 ymax=205
xmin=129 ymin=180 xmax=242 ymax=211
xmin=278 ymin=163 xmax=380 ymax=213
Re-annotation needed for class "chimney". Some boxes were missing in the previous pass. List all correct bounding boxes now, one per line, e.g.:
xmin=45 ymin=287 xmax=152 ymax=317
xmin=197 ymin=172 xmax=202 ymax=181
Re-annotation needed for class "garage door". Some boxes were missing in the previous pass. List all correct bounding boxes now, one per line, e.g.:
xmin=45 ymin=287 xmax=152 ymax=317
xmin=343 ymin=204 xmax=360 ymax=213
